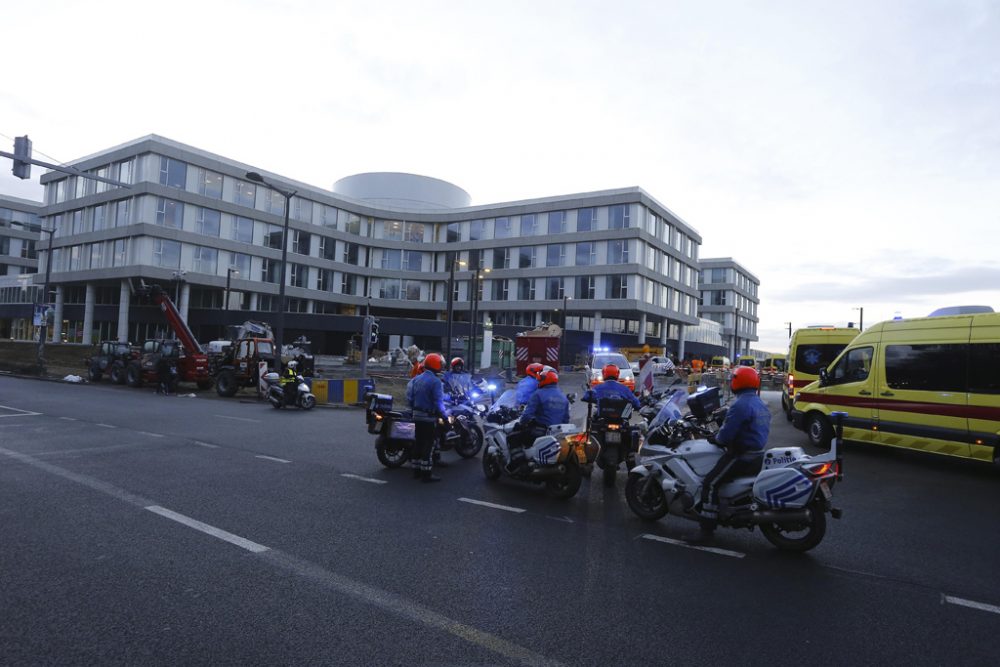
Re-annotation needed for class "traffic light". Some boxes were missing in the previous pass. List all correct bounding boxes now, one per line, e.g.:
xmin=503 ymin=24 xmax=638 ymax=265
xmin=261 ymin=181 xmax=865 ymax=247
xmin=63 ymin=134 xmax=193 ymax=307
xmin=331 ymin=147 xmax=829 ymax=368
xmin=370 ymin=318 xmax=380 ymax=345
xmin=12 ymin=135 xmax=32 ymax=180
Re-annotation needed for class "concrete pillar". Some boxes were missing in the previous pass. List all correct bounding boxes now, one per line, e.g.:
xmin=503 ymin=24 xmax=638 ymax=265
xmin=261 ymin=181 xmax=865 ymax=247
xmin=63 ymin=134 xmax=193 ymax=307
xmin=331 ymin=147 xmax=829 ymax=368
xmin=593 ymin=311 xmax=602 ymax=348
xmin=249 ymin=292 xmax=259 ymax=312
xmin=637 ymin=313 xmax=647 ymax=344
xmin=117 ymin=279 xmax=130 ymax=343
xmin=660 ymin=318 xmax=669 ymax=346
xmin=677 ymin=324 xmax=687 ymax=360
xmin=52 ymin=286 xmax=64 ymax=343
xmin=534 ymin=311 xmax=543 ymax=326
xmin=82 ymin=283 xmax=96 ymax=344
xmin=179 ymin=283 xmax=191 ymax=322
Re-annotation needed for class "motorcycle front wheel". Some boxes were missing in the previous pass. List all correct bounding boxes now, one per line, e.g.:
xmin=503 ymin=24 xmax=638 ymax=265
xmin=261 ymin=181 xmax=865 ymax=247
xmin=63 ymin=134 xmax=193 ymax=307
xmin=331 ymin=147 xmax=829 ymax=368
xmin=625 ymin=472 xmax=669 ymax=521
xmin=482 ymin=450 xmax=502 ymax=480
xmin=375 ymin=435 xmax=410 ymax=468
xmin=300 ymin=394 xmax=316 ymax=410
xmin=759 ymin=504 xmax=827 ymax=552
xmin=455 ymin=423 xmax=484 ymax=458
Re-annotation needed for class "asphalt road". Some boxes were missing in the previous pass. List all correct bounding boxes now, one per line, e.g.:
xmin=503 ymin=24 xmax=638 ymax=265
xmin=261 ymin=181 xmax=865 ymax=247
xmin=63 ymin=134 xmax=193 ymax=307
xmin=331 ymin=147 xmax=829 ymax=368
xmin=1 ymin=375 xmax=998 ymax=666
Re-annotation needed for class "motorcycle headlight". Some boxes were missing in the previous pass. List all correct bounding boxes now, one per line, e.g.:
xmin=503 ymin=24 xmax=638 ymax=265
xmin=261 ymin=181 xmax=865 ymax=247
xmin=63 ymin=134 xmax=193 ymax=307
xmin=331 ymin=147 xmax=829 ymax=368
xmin=471 ymin=391 xmax=480 ymax=399
xmin=487 ymin=383 xmax=497 ymax=391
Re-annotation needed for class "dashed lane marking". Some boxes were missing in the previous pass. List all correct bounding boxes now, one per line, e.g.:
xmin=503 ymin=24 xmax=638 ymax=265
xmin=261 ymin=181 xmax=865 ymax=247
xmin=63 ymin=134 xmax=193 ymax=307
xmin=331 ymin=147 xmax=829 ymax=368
xmin=640 ymin=533 xmax=746 ymax=559
xmin=58 ymin=417 xmax=78 ymax=421
xmin=943 ymin=595 xmax=1000 ymax=616
xmin=0 ymin=405 xmax=42 ymax=418
xmin=137 ymin=431 xmax=165 ymax=438
xmin=341 ymin=473 xmax=387 ymax=485
xmin=255 ymin=455 xmax=292 ymax=464
xmin=213 ymin=414 xmax=261 ymax=423
xmin=95 ymin=423 xmax=117 ymax=429
xmin=458 ymin=497 xmax=527 ymax=514
xmin=145 ymin=505 xmax=269 ymax=553
xmin=191 ymin=440 xmax=219 ymax=449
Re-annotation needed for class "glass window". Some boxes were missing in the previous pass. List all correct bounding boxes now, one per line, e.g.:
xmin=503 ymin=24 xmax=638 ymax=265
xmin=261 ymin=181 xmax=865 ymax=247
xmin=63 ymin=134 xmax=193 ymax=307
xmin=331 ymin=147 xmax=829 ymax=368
xmin=444 ymin=222 xmax=461 ymax=243
xmin=577 ymin=208 xmax=596 ymax=232
xmin=70 ymin=209 xmax=87 ymax=234
xmin=795 ymin=344 xmax=851 ymax=376
xmin=89 ymin=243 xmax=104 ymax=269
xmin=827 ymin=346 xmax=874 ymax=385
xmin=381 ymin=249 xmax=402 ymax=270
xmin=263 ymin=224 xmax=283 ymax=250
xmin=319 ymin=236 xmax=335 ymax=260
xmin=113 ymin=239 xmax=128 ymax=266
xmin=577 ymin=275 xmax=595 ymax=299
xmin=403 ymin=280 xmax=422 ymax=301
xmin=196 ymin=208 xmax=221 ymax=237
xmin=341 ymin=211 xmax=364 ymax=235
xmin=317 ymin=268 xmax=335 ymax=292
xmin=609 ymin=274 xmax=628 ymax=299
xmin=495 ymin=217 xmax=512 ymax=239
xmin=546 ymin=277 xmax=564 ymax=300
xmin=292 ymin=230 xmax=311 ymax=255
xmin=341 ymin=273 xmax=357 ymax=295
xmin=493 ymin=247 xmax=510 ymax=269
xmin=547 ymin=211 xmax=566 ymax=235
xmin=609 ymin=204 xmax=630 ymax=229
xmin=885 ymin=344 xmax=967 ymax=392
xmin=293 ymin=197 xmax=312 ymax=223
xmin=492 ymin=279 xmax=509 ymax=301
xmin=405 ymin=222 xmax=425 ymax=242
xmin=92 ymin=204 xmax=108 ymax=231
xmin=969 ymin=343 xmax=1000 ymax=394
xmin=520 ymin=214 xmax=538 ymax=236
xmin=114 ymin=199 xmax=130 ymax=227
xmin=469 ymin=219 xmax=486 ymax=241
xmin=265 ymin=190 xmax=285 ymax=216
xmin=153 ymin=239 xmax=181 ymax=268
xmin=234 ymin=179 xmax=256 ymax=208
xmin=575 ymin=241 xmax=595 ymax=266
xmin=261 ymin=258 xmax=279 ymax=283
xmin=198 ymin=169 xmax=223 ymax=199
xmin=608 ymin=239 xmax=628 ymax=264
xmin=21 ymin=239 xmax=37 ymax=260
xmin=233 ymin=216 xmax=253 ymax=244
xmin=403 ymin=250 xmax=423 ymax=271
xmin=229 ymin=252 xmax=251 ymax=278
xmin=382 ymin=220 xmax=403 ymax=240
xmin=518 ymin=246 xmax=536 ymax=269
xmin=159 ymin=157 xmax=187 ymax=189
xmin=290 ymin=263 xmax=307 ymax=288
xmin=343 ymin=242 xmax=360 ymax=266
xmin=517 ymin=278 xmax=535 ymax=301
xmin=193 ymin=246 xmax=218 ymax=274
xmin=379 ymin=279 xmax=401 ymax=300
xmin=546 ymin=244 xmax=565 ymax=267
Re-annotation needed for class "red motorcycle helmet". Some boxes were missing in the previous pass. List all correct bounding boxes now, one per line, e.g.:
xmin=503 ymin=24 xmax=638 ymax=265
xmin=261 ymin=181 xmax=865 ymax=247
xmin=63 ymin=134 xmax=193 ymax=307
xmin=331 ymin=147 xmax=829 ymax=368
xmin=602 ymin=364 xmax=620 ymax=381
xmin=731 ymin=366 xmax=761 ymax=392
xmin=450 ymin=357 xmax=465 ymax=372
xmin=526 ymin=362 xmax=544 ymax=379
xmin=423 ymin=353 xmax=444 ymax=373
xmin=537 ymin=367 xmax=559 ymax=388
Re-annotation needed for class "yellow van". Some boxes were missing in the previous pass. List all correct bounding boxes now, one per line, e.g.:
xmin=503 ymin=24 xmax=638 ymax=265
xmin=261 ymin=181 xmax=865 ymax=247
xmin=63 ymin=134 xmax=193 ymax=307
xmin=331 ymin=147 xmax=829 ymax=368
xmin=708 ymin=356 xmax=731 ymax=370
xmin=761 ymin=353 xmax=787 ymax=377
xmin=791 ymin=310 xmax=1000 ymax=465
xmin=781 ymin=327 xmax=859 ymax=418
xmin=736 ymin=355 xmax=756 ymax=368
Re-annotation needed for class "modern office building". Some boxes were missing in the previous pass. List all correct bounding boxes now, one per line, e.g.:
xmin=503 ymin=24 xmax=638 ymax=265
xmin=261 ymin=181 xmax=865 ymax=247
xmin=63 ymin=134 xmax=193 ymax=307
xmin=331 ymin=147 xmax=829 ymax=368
xmin=697 ymin=257 xmax=760 ymax=359
xmin=0 ymin=195 xmax=42 ymax=339
xmin=19 ymin=135 xmax=706 ymax=362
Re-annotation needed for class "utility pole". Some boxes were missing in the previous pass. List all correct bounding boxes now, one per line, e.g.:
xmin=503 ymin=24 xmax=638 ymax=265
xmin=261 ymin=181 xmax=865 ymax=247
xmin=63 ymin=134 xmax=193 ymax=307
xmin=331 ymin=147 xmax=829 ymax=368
xmin=784 ymin=322 xmax=792 ymax=338
xmin=360 ymin=299 xmax=371 ymax=381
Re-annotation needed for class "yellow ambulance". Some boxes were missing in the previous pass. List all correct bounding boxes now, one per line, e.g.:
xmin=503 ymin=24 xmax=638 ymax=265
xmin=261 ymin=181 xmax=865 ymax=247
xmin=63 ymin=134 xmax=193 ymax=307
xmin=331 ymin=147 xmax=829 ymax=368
xmin=781 ymin=326 xmax=859 ymax=418
xmin=790 ymin=309 xmax=1000 ymax=465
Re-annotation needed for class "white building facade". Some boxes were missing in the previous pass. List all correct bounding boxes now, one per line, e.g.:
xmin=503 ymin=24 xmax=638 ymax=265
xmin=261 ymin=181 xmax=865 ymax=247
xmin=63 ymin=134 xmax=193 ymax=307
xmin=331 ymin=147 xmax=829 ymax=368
xmin=697 ymin=257 xmax=760 ymax=359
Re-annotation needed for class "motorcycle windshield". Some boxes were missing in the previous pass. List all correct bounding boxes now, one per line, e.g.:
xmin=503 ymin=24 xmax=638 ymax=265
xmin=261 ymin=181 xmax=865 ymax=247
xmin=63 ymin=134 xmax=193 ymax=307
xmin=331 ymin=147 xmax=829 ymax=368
xmin=647 ymin=390 xmax=689 ymax=431
xmin=488 ymin=389 xmax=519 ymax=415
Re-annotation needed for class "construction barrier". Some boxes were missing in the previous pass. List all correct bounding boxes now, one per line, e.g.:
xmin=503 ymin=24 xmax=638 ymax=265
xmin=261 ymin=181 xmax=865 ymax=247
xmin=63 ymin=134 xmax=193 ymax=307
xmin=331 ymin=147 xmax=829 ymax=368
xmin=323 ymin=378 xmax=375 ymax=405
xmin=310 ymin=379 xmax=328 ymax=404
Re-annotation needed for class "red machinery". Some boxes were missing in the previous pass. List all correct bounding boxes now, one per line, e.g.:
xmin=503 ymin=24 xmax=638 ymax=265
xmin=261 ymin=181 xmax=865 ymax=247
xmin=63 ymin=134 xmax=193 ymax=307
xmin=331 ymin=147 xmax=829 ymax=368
xmin=126 ymin=284 xmax=211 ymax=389
xmin=514 ymin=326 xmax=561 ymax=375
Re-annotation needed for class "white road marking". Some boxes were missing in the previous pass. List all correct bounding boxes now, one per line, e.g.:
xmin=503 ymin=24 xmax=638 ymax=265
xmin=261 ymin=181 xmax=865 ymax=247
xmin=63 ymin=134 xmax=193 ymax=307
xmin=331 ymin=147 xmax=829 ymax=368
xmin=96 ymin=423 xmax=116 ymax=429
xmin=137 ymin=431 xmax=165 ymax=438
xmin=145 ymin=505 xmax=269 ymax=553
xmin=0 ymin=445 xmax=565 ymax=667
xmin=255 ymin=455 xmax=292 ymax=464
xmin=0 ymin=405 xmax=41 ymax=418
xmin=546 ymin=515 xmax=574 ymax=524
xmin=213 ymin=414 xmax=260 ymax=423
xmin=341 ymin=473 xmax=387 ymax=485
xmin=191 ymin=440 xmax=219 ymax=449
xmin=943 ymin=595 xmax=1000 ymax=616
xmin=640 ymin=533 xmax=746 ymax=559
xmin=458 ymin=497 xmax=527 ymax=514
xmin=58 ymin=417 xmax=78 ymax=421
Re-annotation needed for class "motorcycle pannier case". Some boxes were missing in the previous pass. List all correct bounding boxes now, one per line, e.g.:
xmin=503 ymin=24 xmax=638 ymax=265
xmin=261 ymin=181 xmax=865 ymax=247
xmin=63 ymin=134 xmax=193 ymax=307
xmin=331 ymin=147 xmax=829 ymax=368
xmin=687 ymin=386 xmax=721 ymax=420
xmin=367 ymin=393 xmax=394 ymax=413
xmin=753 ymin=468 xmax=814 ymax=509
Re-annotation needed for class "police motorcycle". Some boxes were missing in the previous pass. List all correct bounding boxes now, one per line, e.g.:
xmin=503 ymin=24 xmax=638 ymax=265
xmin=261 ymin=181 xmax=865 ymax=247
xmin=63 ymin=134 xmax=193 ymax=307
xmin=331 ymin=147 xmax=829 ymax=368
xmin=263 ymin=367 xmax=316 ymax=410
xmin=625 ymin=387 xmax=844 ymax=552
xmin=443 ymin=387 xmax=486 ymax=459
xmin=481 ymin=389 xmax=594 ymax=499
xmin=583 ymin=388 xmax=641 ymax=488
xmin=365 ymin=392 xmax=479 ymax=468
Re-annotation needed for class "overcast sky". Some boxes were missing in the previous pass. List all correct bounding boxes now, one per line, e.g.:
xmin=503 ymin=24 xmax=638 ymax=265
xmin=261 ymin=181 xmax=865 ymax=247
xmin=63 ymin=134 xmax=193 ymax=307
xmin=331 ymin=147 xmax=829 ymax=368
xmin=3 ymin=0 xmax=998 ymax=351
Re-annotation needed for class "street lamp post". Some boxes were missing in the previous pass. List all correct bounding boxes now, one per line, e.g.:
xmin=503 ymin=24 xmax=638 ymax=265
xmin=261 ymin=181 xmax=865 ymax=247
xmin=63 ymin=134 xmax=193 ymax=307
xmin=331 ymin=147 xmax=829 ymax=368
xmin=468 ymin=263 xmax=490 ymax=372
xmin=225 ymin=267 xmax=240 ymax=311
xmin=444 ymin=255 xmax=466 ymax=362
xmin=784 ymin=322 xmax=792 ymax=338
xmin=246 ymin=171 xmax=295 ymax=368
xmin=853 ymin=307 xmax=864 ymax=331
xmin=560 ymin=295 xmax=571 ymax=369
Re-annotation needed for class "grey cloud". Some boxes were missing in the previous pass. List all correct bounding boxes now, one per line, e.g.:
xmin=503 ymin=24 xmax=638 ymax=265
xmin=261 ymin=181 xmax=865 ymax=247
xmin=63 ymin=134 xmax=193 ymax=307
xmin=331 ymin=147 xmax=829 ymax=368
xmin=771 ymin=264 xmax=1000 ymax=303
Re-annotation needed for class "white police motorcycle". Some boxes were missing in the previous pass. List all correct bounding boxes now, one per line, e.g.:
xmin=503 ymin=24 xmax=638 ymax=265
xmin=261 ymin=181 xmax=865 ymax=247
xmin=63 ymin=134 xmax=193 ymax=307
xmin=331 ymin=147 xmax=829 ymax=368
xmin=263 ymin=367 xmax=316 ymax=410
xmin=626 ymin=387 xmax=843 ymax=552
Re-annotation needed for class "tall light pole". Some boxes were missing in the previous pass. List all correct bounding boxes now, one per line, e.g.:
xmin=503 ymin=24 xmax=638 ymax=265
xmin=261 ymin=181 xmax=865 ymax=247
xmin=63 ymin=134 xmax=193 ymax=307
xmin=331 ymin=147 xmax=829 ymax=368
xmin=853 ymin=306 xmax=864 ymax=331
xmin=469 ymin=263 xmax=490 ymax=372
xmin=246 ymin=171 xmax=295 ymax=367
xmin=444 ymin=255 xmax=466 ymax=362
xmin=560 ymin=294 xmax=571 ymax=369
xmin=225 ymin=267 xmax=240 ymax=311
xmin=783 ymin=321 xmax=792 ymax=338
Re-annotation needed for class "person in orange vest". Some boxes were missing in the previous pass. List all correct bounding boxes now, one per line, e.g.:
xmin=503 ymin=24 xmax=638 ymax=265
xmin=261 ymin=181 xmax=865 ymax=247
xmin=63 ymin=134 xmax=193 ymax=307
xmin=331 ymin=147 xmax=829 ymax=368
xmin=691 ymin=357 xmax=705 ymax=373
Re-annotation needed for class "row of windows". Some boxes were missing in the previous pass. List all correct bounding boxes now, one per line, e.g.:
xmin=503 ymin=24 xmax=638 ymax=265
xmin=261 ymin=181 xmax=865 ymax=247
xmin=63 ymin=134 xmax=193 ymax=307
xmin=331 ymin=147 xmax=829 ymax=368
xmin=0 ymin=236 xmax=37 ymax=259
xmin=699 ymin=267 xmax=758 ymax=296
xmin=827 ymin=343 xmax=1000 ymax=394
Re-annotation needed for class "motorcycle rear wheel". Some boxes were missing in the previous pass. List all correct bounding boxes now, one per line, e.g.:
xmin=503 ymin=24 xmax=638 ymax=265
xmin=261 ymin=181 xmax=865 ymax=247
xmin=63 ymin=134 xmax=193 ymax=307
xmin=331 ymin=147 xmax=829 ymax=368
xmin=376 ymin=435 xmax=410 ymax=468
xmin=759 ymin=504 xmax=827 ymax=552
xmin=456 ymin=424 xmax=484 ymax=458
xmin=625 ymin=472 xmax=669 ymax=521
xmin=545 ymin=456 xmax=582 ymax=499
xmin=482 ymin=450 xmax=502 ymax=480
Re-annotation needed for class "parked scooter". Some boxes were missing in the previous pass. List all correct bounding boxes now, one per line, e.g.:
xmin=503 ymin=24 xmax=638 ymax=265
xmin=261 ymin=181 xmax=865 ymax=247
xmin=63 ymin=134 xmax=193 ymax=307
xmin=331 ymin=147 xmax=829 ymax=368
xmin=365 ymin=392 xmax=481 ymax=468
xmin=481 ymin=389 xmax=592 ymax=499
xmin=263 ymin=371 xmax=316 ymax=410
xmin=625 ymin=387 xmax=844 ymax=552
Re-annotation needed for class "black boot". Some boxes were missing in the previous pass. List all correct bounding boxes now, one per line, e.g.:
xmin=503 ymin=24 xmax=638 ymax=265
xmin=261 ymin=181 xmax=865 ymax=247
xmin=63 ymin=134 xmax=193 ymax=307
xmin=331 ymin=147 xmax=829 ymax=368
xmin=421 ymin=470 xmax=442 ymax=483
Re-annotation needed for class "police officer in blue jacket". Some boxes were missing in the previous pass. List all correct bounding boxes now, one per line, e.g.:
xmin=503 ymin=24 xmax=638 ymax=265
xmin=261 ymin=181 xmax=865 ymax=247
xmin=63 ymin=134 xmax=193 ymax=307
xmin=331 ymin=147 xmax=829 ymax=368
xmin=406 ymin=352 xmax=449 ymax=483
xmin=582 ymin=364 xmax=640 ymax=411
xmin=699 ymin=366 xmax=770 ymax=527
xmin=514 ymin=362 xmax=544 ymax=405
xmin=508 ymin=367 xmax=570 ymax=470
xmin=443 ymin=357 xmax=473 ymax=398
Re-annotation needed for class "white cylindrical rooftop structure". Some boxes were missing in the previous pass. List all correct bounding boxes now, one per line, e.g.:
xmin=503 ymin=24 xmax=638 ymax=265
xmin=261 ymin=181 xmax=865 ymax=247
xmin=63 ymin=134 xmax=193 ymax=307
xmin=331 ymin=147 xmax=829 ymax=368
xmin=332 ymin=172 xmax=471 ymax=210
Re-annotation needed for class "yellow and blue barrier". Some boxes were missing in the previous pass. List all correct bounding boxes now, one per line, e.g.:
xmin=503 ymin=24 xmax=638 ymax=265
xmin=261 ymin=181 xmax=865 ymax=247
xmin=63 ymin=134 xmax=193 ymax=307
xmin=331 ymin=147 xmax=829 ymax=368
xmin=321 ymin=378 xmax=375 ymax=405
